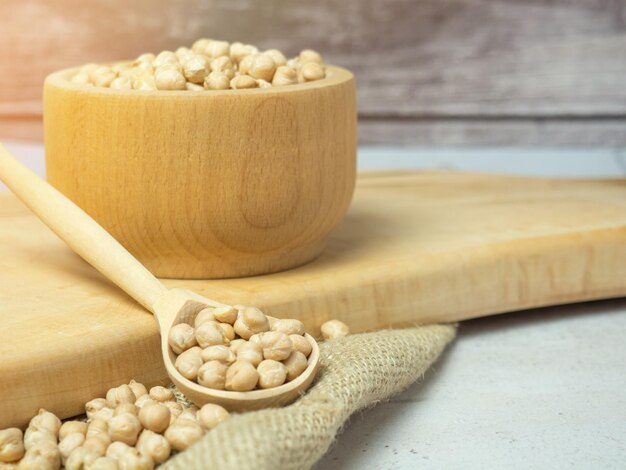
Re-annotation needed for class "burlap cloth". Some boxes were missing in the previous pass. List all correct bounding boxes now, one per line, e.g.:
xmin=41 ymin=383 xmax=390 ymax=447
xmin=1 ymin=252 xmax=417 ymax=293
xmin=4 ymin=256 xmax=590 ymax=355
xmin=163 ymin=324 xmax=456 ymax=470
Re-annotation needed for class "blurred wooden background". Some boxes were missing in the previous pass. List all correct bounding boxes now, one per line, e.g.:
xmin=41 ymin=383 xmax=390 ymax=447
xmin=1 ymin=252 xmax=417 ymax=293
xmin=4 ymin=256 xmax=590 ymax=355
xmin=1 ymin=0 xmax=625 ymax=146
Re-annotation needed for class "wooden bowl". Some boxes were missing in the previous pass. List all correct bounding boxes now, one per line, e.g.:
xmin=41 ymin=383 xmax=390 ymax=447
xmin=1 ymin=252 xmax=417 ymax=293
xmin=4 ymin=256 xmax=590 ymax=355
xmin=43 ymin=65 xmax=356 ymax=279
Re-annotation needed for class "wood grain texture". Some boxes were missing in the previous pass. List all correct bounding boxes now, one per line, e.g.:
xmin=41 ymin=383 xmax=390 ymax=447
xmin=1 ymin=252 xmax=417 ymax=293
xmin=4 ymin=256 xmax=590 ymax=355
xmin=2 ymin=170 xmax=626 ymax=427
xmin=2 ymin=0 xmax=626 ymax=145
xmin=44 ymin=66 xmax=356 ymax=278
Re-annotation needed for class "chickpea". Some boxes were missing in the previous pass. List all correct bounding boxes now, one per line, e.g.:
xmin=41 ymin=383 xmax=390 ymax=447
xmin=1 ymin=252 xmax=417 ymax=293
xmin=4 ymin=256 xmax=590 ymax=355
xmin=110 ymin=76 xmax=133 ymax=90
xmin=174 ymin=346 xmax=203 ymax=381
xmin=28 ymin=409 xmax=61 ymax=438
xmin=58 ymin=433 xmax=84 ymax=464
xmin=116 ymin=449 xmax=154 ymax=470
xmin=134 ymin=395 xmax=156 ymax=409
xmin=233 ymin=307 xmax=269 ymax=339
xmin=175 ymin=47 xmax=193 ymax=61
xmin=283 ymin=351 xmax=309 ymax=381
xmin=17 ymin=441 xmax=60 ymax=470
xmin=108 ymin=413 xmax=142 ymax=446
xmin=225 ymin=360 xmax=259 ymax=391
xmin=301 ymin=62 xmax=325 ymax=82
xmin=257 ymin=359 xmax=287 ymax=388
xmin=182 ymin=54 xmax=210 ymax=84
xmin=247 ymin=54 xmax=277 ymax=82
xmin=204 ymin=71 xmax=230 ymax=90
xmin=0 ymin=428 xmax=24 ymax=463
xmin=264 ymin=49 xmax=287 ymax=67
xmin=106 ymin=384 xmax=136 ymax=407
xmin=164 ymin=419 xmax=204 ymax=452
xmin=138 ymin=403 xmax=171 ymax=434
xmin=136 ymin=430 xmax=170 ymax=464
xmin=235 ymin=341 xmax=264 ymax=366
xmin=59 ymin=421 xmax=87 ymax=441
xmin=114 ymin=403 xmax=138 ymax=417
xmin=229 ymin=339 xmax=247 ymax=354
xmin=93 ymin=407 xmax=114 ymax=423
xmin=260 ymin=331 xmax=293 ymax=361
xmin=271 ymin=319 xmax=305 ymax=336
xmin=200 ymin=345 xmax=236 ymax=364
xmin=149 ymin=386 xmax=174 ymax=403
xmin=168 ymin=323 xmax=197 ymax=355
xmin=105 ymin=442 xmax=133 ymax=460
xmin=194 ymin=308 xmax=216 ymax=328
xmin=195 ymin=321 xmax=226 ymax=348
xmin=230 ymin=42 xmax=258 ymax=64
xmin=83 ymin=434 xmax=110 ymax=456
xmin=71 ymin=72 xmax=91 ymax=85
xmin=218 ymin=322 xmax=235 ymax=341
xmin=86 ymin=419 xmax=108 ymax=439
xmin=132 ymin=72 xmax=156 ymax=91
xmin=86 ymin=398 xmax=110 ymax=420
xmin=155 ymin=69 xmax=186 ymax=91
xmin=320 ymin=319 xmax=350 ymax=340
xmin=197 ymin=360 xmax=228 ymax=390
xmin=186 ymin=82 xmax=204 ymax=91
xmin=191 ymin=38 xmax=210 ymax=54
xmin=290 ymin=334 xmax=313 ymax=357
xmin=272 ymin=66 xmax=298 ymax=87
xmin=89 ymin=457 xmax=119 ymax=470
xmin=205 ymin=40 xmax=230 ymax=59
xmin=153 ymin=51 xmax=178 ymax=68
xmin=23 ymin=428 xmax=55 ymax=451
xmin=230 ymin=74 xmax=258 ymax=90
xmin=256 ymin=79 xmax=272 ymax=89
xmin=197 ymin=404 xmax=230 ymax=431
xmin=210 ymin=57 xmax=235 ymax=80
xmin=299 ymin=49 xmax=323 ymax=64
xmin=161 ymin=401 xmax=183 ymax=420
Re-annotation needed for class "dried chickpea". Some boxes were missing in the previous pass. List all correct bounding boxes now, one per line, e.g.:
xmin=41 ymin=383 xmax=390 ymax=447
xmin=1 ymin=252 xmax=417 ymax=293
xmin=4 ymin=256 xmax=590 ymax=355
xmin=153 ymin=50 xmax=178 ymax=68
xmin=136 ymin=430 xmax=170 ymax=464
xmin=257 ymin=359 xmax=287 ymax=389
xmin=132 ymin=72 xmax=156 ymax=91
xmin=264 ymin=49 xmax=287 ymax=67
xmin=0 ymin=428 xmax=24 ymax=463
xmin=161 ymin=401 xmax=183 ymax=420
xmin=164 ymin=419 xmax=204 ymax=451
xmin=194 ymin=308 xmax=215 ymax=328
xmin=235 ymin=341 xmax=263 ymax=366
xmin=233 ymin=307 xmax=269 ymax=339
xmin=260 ymin=331 xmax=293 ymax=361
xmin=134 ymin=395 xmax=156 ymax=409
xmin=229 ymin=339 xmax=247 ymax=354
xmin=116 ymin=449 xmax=154 ymax=470
xmin=23 ymin=428 xmax=55 ymax=451
xmin=301 ymin=62 xmax=325 ymax=82
xmin=168 ymin=323 xmax=197 ymax=355
xmin=271 ymin=319 xmax=305 ymax=336
xmin=83 ymin=434 xmax=110 ymax=456
xmin=289 ymin=334 xmax=312 ymax=357
xmin=182 ymin=54 xmax=209 ymax=84
xmin=320 ymin=319 xmax=350 ymax=340
xmin=205 ymin=40 xmax=230 ymax=58
xmin=272 ymin=66 xmax=298 ymax=86
xmin=71 ymin=72 xmax=91 ymax=85
xmin=89 ymin=457 xmax=119 ymax=470
xmin=256 ymin=79 xmax=272 ymax=88
xmin=186 ymin=82 xmax=204 ymax=91
xmin=149 ymin=386 xmax=174 ymax=403
xmin=86 ymin=419 xmax=108 ymax=439
xmin=18 ymin=441 xmax=60 ymax=470
xmin=175 ymin=46 xmax=193 ymax=60
xmin=212 ymin=306 xmax=238 ymax=324
xmin=155 ymin=68 xmax=186 ymax=91
xmin=197 ymin=360 xmax=228 ymax=390
xmin=86 ymin=398 xmax=110 ymax=420
xmin=210 ymin=57 xmax=235 ymax=79
xmin=218 ymin=322 xmax=235 ymax=341
xmin=283 ymin=351 xmax=309 ymax=381
xmin=114 ymin=404 xmax=138 ymax=417
xmin=238 ymin=54 xmax=255 ymax=75
xmin=299 ymin=49 xmax=323 ymax=64
xmin=110 ymin=76 xmax=133 ymax=89
xmin=197 ymin=404 xmax=230 ymax=431
xmin=59 ymin=421 xmax=87 ymax=441
xmin=248 ymin=54 xmax=277 ymax=82
xmin=107 ymin=385 xmax=136 ymax=407
xmin=107 ymin=413 xmax=141 ymax=446
xmin=248 ymin=333 xmax=263 ymax=346
xmin=28 ymin=409 xmax=61 ymax=438
xmin=201 ymin=345 xmax=236 ymax=364
xmin=195 ymin=321 xmax=227 ymax=348
xmin=230 ymin=74 xmax=259 ymax=89
xmin=177 ymin=407 xmax=198 ymax=423
xmin=191 ymin=38 xmax=210 ymax=54
xmin=134 ymin=53 xmax=155 ymax=65
xmin=93 ymin=407 xmax=114 ymax=423
xmin=128 ymin=380 xmax=148 ymax=400
xmin=174 ymin=346 xmax=203 ymax=380
xmin=229 ymin=42 xmax=258 ymax=64
xmin=205 ymin=71 xmax=230 ymax=90
xmin=138 ymin=403 xmax=171 ymax=434
xmin=58 ymin=433 xmax=84 ymax=464
xmin=105 ymin=442 xmax=133 ymax=460
xmin=225 ymin=360 xmax=259 ymax=391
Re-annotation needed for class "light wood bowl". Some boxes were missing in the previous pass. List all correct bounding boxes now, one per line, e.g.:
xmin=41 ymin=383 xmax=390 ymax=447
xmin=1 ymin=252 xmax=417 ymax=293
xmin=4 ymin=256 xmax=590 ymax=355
xmin=43 ymin=65 xmax=356 ymax=279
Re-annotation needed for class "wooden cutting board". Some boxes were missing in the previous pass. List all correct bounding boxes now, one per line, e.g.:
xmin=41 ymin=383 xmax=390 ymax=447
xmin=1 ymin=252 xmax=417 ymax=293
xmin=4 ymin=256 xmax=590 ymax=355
xmin=1 ymin=171 xmax=626 ymax=428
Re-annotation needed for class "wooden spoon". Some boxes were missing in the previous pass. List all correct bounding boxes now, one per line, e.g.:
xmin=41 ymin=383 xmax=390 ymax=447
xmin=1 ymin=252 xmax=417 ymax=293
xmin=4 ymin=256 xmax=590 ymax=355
xmin=0 ymin=143 xmax=319 ymax=411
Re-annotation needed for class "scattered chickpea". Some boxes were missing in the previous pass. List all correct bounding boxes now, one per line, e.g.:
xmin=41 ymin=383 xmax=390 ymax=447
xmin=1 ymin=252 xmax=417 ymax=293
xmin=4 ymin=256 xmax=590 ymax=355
xmin=197 ymin=404 xmax=230 ymax=431
xmin=174 ymin=347 xmax=203 ymax=381
xmin=182 ymin=54 xmax=209 ymax=84
xmin=0 ymin=429 xmax=24 ymax=463
xmin=289 ymin=334 xmax=313 ymax=357
xmin=197 ymin=360 xmax=228 ymax=390
xmin=108 ymin=413 xmax=141 ymax=446
xmin=83 ymin=434 xmax=110 ymax=456
xmin=59 ymin=421 xmax=87 ymax=441
xmin=271 ymin=319 xmax=305 ymax=336
xmin=149 ymin=386 xmax=174 ymax=403
xmin=86 ymin=399 xmax=110 ymax=420
xmin=115 ymin=448 xmax=154 ymax=470
xmin=155 ymin=69 xmax=186 ymax=91
xmin=164 ymin=419 xmax=204 ymax=452
xmin=132 ymin=72 xmax=156 ymax=91
xmin=28 ymin=409 xmax=61 ymax=438
xmin=229 ymin=339 xmax=247 ymax=354
xmin=248 ymin=54 xmax=277 ymax=82
xmin=107 ymin=385 xmax=136 ymax=407
xmin=210 ymin=57 xmax=235 ymax=80
xmin=17 ymin=440 xmax=60 ymax=470
xmin=58 ymin=433 xmax=84 ymax=464
xmin=283 ymin=351 xmax=309 ymax=381
xmin=320 ymin=319 xmax=350 ymax=340
xmin=175 ymin=47 xmax=193 ymax=61
xmin=257 ymin=359 xmax=287 ymax=389
xmin=89 ymin=456 xmax=120 ymax=470
xmin=229 ymin=42 xmax=258 ymax=64
xmin=272 ymin=66 xmax=298 ymax=87
xmin=86 ymin=419 xmax=108 ymax=439
xmin=138 ymin=403 xmax=171 ymax=434
xmin=105 ymin=442 xmax=133 ymax=461
xmin=301 ymin=62 xmax=325 ymax=82
xmin=128 ymin=381 xmax=147 ymax=400
xmin=225 ymin=360 xmax=259 ymax=391
xmin=299 ymin=49 xmax=323 ymax=64
xmin=133 ymin=395 xmax=155 ymax=409
xmin=114 ymin=404 xmax=138 ymax=417
xmin=205 ymin=72 xmax=231 ymax=90
xmin=136 ymin=430 xmax=170 ymax=464
xmin=93 ymin=407 xmax=114 ymax=422
xmin=23 ymin=428 xmax=55 ymax=451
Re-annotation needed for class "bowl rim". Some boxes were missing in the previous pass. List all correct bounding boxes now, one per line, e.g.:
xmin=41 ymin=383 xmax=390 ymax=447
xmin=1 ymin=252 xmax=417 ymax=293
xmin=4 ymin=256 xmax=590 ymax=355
xmin=45 ymin=63 xmax=354 ymax=98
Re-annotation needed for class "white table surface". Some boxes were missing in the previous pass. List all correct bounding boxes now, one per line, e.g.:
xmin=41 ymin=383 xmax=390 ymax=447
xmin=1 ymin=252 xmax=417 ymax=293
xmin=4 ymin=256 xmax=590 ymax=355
xmin=3 ymin=141 xmax=626 ymax=469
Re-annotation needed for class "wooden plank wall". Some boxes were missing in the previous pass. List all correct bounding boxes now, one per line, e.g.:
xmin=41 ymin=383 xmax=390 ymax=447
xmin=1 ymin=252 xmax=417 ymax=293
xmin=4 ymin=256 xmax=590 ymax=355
xmin=1 ymin=0 xmax=625 ymax=146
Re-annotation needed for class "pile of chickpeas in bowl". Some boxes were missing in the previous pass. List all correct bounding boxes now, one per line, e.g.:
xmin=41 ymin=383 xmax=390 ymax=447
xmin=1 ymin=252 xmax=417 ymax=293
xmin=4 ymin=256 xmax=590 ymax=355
xmin=70 ymin=39 xmax=327 ymax=91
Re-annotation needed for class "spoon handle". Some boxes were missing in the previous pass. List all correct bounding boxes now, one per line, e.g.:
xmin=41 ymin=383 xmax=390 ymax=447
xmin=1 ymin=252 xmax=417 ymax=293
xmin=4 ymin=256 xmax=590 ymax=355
xmin=0 ymin=143 xmax=167 ymax=312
